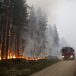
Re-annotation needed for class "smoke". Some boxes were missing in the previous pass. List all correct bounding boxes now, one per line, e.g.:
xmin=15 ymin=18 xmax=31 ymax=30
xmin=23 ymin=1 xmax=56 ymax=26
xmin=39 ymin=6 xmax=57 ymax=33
xmin=23 ymin=37 xmax=35 ymax=57
xmin=26 ymin=0 xmax=60 ymax=57
xmin=27 ymin=0 xmax=58 ymax=24
xmin=46 ymin=25 xmax=60 ymax=56
xmin=27 ymin=0 xmax=76 ymax=56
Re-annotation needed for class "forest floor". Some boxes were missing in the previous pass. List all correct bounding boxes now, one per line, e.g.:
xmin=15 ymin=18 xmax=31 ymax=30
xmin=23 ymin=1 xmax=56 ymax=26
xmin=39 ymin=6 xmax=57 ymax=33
xmin=0 ymin=58 xmax=58 ymax=76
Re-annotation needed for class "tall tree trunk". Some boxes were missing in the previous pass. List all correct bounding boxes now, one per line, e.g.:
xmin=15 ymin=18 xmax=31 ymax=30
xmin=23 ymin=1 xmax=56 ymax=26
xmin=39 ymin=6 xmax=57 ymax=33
xmin=5 ymin=0 xmax=12 ymax=59
xmin=15 ymin=34 xmax=17 ymax=57
xmin=1 ymin=14 xmax=6 ymax=60
xmin=5 ymin=12 xmax=11 ymax=59
xmin=16 ymin=34 xmax=20 ymax=57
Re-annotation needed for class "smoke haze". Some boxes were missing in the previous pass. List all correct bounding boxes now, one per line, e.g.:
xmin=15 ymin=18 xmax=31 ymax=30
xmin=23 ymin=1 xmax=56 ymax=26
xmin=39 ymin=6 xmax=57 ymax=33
xmin=27 ymin=0 xmax=76 ymax=48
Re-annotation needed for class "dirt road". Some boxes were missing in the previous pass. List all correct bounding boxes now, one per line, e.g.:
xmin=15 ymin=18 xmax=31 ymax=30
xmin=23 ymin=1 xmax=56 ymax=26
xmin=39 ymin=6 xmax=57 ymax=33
xmin=30 ymin=60 xmax=76 ymax=76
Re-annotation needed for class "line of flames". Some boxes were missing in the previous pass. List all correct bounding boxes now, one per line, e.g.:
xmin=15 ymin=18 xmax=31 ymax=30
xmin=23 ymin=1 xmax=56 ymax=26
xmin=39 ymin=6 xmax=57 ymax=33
xmin=0 ymin=49 xmax=46 ymax=60
xmin=0 ymin=53 xmax=45 ymax=61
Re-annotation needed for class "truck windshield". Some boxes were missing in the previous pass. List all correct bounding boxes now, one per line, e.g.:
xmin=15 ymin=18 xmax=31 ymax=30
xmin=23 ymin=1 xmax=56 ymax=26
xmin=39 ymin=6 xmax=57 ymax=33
xmin=62 ymin=47 xmax=74 ymax=53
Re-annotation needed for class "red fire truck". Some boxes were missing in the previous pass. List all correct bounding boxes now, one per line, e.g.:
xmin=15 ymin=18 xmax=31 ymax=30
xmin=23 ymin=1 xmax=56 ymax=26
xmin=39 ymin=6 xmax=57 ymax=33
xmin=61 ymin=47 xmax=75 ymax=60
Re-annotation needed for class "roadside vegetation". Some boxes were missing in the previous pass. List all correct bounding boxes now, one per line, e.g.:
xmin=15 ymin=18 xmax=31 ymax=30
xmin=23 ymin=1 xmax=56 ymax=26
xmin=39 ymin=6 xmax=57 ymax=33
xmin=0 ymin=59 xmax=59 ymax=76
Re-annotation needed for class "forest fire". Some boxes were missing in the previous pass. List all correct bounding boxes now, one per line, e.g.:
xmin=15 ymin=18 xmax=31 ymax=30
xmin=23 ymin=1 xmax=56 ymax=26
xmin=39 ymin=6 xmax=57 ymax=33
xmin=7 ymin=50 xmax=16 ymax=59
xmin=0 ymin=51 xmax=43 ymax=61
xmin=0 ymin=49 xmax=45 ymax=61
xmin=7 ymin=55 xmax=16 ymax=59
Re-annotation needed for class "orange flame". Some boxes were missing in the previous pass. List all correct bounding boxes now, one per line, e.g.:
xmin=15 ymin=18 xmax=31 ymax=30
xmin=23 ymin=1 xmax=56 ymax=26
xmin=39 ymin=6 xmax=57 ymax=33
xmin=0 ymin=49 xmax=44 ymax=60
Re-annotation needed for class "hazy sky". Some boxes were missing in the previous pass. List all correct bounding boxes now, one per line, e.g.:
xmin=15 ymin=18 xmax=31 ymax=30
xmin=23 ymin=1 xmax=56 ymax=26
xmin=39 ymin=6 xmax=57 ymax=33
xmin=27 ymin=0 xmax=76 ymax=49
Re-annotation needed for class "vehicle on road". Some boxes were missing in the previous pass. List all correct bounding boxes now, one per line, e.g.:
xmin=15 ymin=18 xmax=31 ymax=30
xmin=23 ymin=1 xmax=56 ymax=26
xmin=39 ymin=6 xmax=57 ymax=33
xmin=61 ymin=47 xmax=75 ymax=60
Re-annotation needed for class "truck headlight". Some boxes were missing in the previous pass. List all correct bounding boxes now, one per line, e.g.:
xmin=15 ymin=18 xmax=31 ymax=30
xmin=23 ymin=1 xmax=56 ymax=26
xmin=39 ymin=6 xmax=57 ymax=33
xmin=62 ymin=56 xmax=64 ymax=58
xmin=70 ymin=55 xmax=73 ymax=58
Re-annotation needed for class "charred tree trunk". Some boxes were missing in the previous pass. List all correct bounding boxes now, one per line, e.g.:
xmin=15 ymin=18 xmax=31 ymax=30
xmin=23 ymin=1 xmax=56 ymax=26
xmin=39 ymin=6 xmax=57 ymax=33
xmin=1 ymin=13 xmax=7 ymax=60
xmin=16 ymin=33 xmax=20 ymax=57
xmin=5 ymin=25 xmax=10 ymax=59
xmin=5 ymin=5 xmax=10 ymax=59
xmin=5 ymin=0 xmax=13 ymax=59
xmin=15 ymin=35 xmax=17 ymax=57
xmin=1 ymin=27 xmax=5 ymax=60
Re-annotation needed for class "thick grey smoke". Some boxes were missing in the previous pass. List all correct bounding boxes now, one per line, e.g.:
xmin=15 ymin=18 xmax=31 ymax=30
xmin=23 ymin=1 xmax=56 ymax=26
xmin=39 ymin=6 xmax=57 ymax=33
xmin=46 ymin=25 xmax=59 ymax=56
xmin=26 ymin=0 xmax=60 ymax=57
xmin=27 ymin=0 xmax=76 ymax=57
xmin=27 ymin=0 xmax=76 ymax=51
xmin=27 ymin=0 xmax=58 ymax=24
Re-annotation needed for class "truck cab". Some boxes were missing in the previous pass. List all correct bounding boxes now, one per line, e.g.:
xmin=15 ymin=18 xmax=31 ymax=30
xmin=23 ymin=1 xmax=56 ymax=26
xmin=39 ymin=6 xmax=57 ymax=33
xmin=61 ymin=47 xmax=75 ymax=60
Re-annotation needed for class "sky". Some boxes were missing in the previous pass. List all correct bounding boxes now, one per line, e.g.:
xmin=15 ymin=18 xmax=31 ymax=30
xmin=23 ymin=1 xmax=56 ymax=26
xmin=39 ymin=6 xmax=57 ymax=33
xmin=27 ymin=0 xmax=76 ymax=50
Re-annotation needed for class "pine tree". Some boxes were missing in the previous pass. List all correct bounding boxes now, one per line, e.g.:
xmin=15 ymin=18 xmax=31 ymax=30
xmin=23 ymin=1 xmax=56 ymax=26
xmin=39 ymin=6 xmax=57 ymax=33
xmin=12 ymin=0 xmax=28 ymax=57
xmin=0 ymin=0 xmax=28 ymax=59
